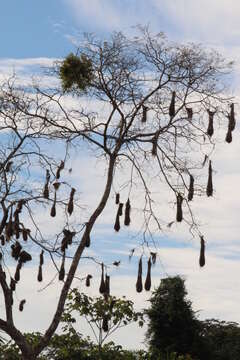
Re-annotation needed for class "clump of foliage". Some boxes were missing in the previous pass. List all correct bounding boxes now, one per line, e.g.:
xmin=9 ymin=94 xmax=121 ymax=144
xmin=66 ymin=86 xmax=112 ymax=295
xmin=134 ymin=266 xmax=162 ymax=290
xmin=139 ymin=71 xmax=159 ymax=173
xmin=201 ymin=319 xmax=240 ymax=360
xmin=145 ymin=276 xmax=208 ymax=359
xmin=62 ymin=289 xmax=144 ymax=351
xmin=145 ymin=276 xmax=240 ymax=359
xmin=59 ymin=53 xmax=93 ymax=92
xmin=0 ymin=332 xmax=194 ymax=360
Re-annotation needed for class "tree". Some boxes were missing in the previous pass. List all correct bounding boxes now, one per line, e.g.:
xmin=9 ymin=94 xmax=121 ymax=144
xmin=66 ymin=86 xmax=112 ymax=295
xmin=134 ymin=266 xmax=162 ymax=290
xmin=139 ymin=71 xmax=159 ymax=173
xmin=200 ymin=319 xmax=240 ymax=359
xmin=146 ymin=277 xmax=240 ymax=359
xmin=62 ymin=289 xmax=143 ymax=355
xmin=145 ymin=276 xmax=207 ymax=359
xmin=0 ymin=331 xmax=142 ymax=360
xmin=0 ymin=27 xmax=235 ymax=358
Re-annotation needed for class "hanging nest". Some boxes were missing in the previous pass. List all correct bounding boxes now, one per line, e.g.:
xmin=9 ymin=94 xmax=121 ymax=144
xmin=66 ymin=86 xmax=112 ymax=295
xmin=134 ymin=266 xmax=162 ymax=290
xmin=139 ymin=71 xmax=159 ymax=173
xmin=56 ymin=161 xmax=64 ymax=180
xmin=0 ymin=235 xmax=5 ymax=246
xmin=19 ymin=250 xmax=32 ymax=263
xmin=5 ymin=161 xmax=13 ymax=172
xmin=206 ymin=160 xmax=213 ymax=197
xmin=114 ymin=214 xmax=120 ymax=232
xmin=85 ymin=274 xmax=92 ymax=287
xmin=199 ymin=236 xmax=205 ymax=267
xmin=40 ymin=250 xmax=44 ymax=266
xmin=61 ymin=229 xmax=76 ymax=252
xmin=43 ymin=169 xmax=50 ymax=199
xmin=176 ymin=193 xmax=183 ymax=222
xmin=144 ymin=257 xmax=152 ymax=291
xmin=102 ymin=314 xmax=109 ymax=332
xmin=50 ymin=204 xmax=56 ymax=217
xmin=229 ymin=103 xmax=236 ymax=131
xmin=65 ymin=229 xmax=75 ymax=245
xmin=105 ymin=274 xmax=110 ymax=296
xmin=50 ymin=191 xmax=57 ymax=217
xmin=22 ymin=228 xmax=30 ymax=241
xmin=169 ymin=91 xmax=176 ymax=118
xmin=0 ymin=210 xmax=8 ymax=237
xmin=85 ymin=233 xmax=91 ymax=247
xmin=114 ymin=203 xmax=123 ymax=232
xmin=67 ymin=188 xmax=76 ymax=216
xmin=115 ymin=193 xmax=120 ymax=205
xmin=150 ymin=252 xmax=157 ymax=265
xmin=186 ymin=107 xmax=193 ymax=119
xmin=225 ymin=108 xmax=234 ymax=144
xmin=124 ymin=199 xmax=131 ymax=226
xmin=14 ymin=261 xmax=22 ymax=282
xmin=99 ymin=263 xmax=106 ymax=294
xmin=118 ymin=203 xmax=123 ymax=216
xmin=225 ymin=126 xmax=232 ymax=143
xmin=202 ymin=155 xmax=208 ymax=168
xmin=14 ymin=221 xmax=20 ymax=240
xmin=136 ymin=257 xmax=143 ymax=293
xmin=129 ymin=249 xmax=135 ymax=261
xmin=61 ymin=236 xmax=68 ymax=253
xmin=19 ymin=299 xmax=26 ymax=312
xmin=188 ymin=174 xmax=194 ymax=201
xmin=17 ymin=200 xmax=25 ymax=212
xmin=142 ymin=105 xmax=148 ymax=123
xmin=13 ymin=209 xmax=20 ymax=235
xmin=11 ymin=241 xmax=22 ymax=260
xmin=207 ymin=110 xmax=215 ymax=137
xmin=37 ymin=265 xmax=43 ymax=282
xmin=53 ymin=182 xmax=61 ymax=191
xmin=43 ymin=183 xmax=49 ymax=199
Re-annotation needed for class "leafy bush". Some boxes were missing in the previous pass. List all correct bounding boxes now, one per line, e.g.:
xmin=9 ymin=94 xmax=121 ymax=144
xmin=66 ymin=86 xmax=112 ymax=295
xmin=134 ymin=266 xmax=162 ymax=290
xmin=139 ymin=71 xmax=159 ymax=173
xmin=59 ymin=53 xmax=93 ymax=92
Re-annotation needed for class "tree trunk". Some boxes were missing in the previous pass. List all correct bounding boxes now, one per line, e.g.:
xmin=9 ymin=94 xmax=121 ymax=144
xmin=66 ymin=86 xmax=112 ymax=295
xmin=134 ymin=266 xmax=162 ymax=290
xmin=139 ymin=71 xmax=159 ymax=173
xmin=34 ymin=154 xmax=117 ymax=357
xmin=22 ymin=354 xmax=36 ymax=360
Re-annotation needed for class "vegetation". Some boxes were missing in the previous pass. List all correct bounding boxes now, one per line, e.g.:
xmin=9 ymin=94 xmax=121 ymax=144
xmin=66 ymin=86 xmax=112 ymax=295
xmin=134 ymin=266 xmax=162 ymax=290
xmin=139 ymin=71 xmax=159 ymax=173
xmin=1 ymin=278 xmax=240 ymax=359
xmin=0 ymin=332 xmax=196 ymax=359
xmin=59 ymin=53 xmax=93 ymax=92
xmin=201 ymin=319 xmax=240 ymax=360
xmin=62 ymin=289 xmax=144 ymax=354
xmin=146 ymin=276 xmax=240 ymax=360
xmin=0 ymin=26 xmax=236 ymax=359
xmin=145 ymin=276 xmax=204 ymax=359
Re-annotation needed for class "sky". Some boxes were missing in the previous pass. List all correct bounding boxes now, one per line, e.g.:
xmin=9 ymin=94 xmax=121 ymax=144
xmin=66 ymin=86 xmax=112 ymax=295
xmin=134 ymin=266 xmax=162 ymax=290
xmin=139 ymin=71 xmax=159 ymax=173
xmin=1 ymin=0 xmax=240 ymax=351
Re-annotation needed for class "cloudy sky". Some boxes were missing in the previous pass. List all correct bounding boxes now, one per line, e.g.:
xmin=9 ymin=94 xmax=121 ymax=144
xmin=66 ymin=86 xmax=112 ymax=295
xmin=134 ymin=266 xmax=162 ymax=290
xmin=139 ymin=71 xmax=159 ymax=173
xmin=1 ymin=0 xmax=240 ymax=351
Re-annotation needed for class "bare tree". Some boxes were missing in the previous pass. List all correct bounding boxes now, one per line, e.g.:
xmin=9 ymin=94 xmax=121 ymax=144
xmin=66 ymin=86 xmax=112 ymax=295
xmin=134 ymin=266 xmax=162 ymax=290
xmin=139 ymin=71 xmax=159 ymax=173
xmin=0 ymin=28 xmax=235 ymax=359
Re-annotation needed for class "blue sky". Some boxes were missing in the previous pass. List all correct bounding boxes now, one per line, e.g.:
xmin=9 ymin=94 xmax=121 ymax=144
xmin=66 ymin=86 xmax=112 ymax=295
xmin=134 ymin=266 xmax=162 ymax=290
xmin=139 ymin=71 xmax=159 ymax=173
xmin=0 ymin=1 xmax=73 ymax=58
xmin=2 ymin=0 xmax=240 ymax=351
xmin=2 ymin=1 xmax=240 ymax=57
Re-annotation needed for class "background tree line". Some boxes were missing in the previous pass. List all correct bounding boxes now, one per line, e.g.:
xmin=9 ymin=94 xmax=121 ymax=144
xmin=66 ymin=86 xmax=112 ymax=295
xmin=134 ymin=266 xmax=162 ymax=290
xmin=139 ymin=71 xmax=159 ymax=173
xmin=1 ymin=276 xmax=240 ymax=359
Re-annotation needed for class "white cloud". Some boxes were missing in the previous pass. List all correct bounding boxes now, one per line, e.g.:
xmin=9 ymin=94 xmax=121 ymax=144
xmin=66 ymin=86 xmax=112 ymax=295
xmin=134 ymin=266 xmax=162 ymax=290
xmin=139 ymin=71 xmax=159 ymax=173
xmin=152 ymin=0 xmax=240 ymax=43
xmin=64 ymin=0 xmax=143 ymax=31
xmin=0 ymin=57 xmax=57 ymax=77
xmin=64 ymin=0 xmax=240 ymax=48
xmin=0 ymin=57 xmax=60 ymax=89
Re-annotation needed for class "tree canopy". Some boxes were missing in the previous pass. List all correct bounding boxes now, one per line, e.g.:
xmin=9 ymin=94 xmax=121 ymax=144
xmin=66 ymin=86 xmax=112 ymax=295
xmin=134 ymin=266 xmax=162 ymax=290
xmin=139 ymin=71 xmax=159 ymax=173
xmin=0 ymin=27 xmax=236 ymax=359
xmin=145 ymin=276 xmax=203 ymax=358
xmin=145 ymin=276 xmax=240 ymax=360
